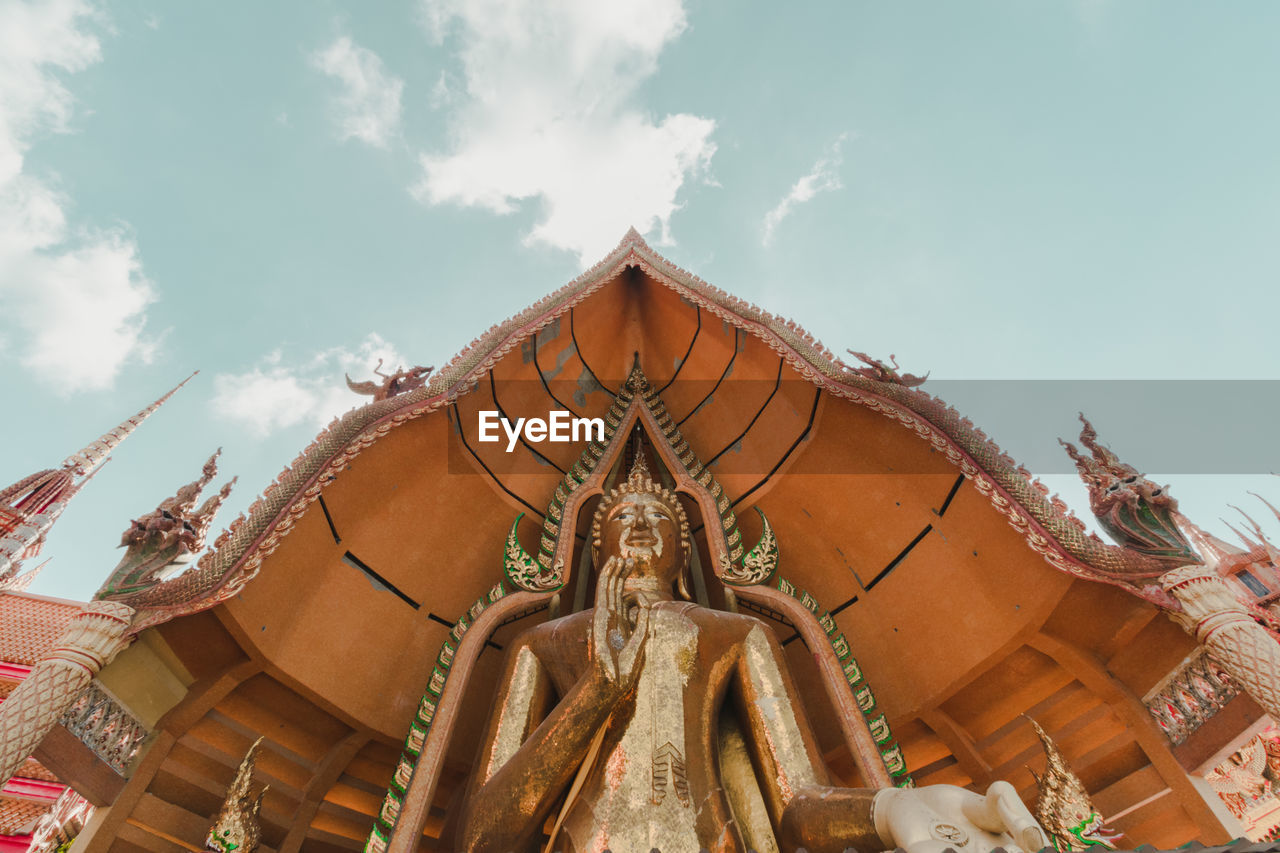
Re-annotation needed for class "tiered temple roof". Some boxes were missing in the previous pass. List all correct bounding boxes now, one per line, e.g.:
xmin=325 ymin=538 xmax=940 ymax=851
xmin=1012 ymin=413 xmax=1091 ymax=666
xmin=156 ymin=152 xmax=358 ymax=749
xmin=10 ymin=233 xmax=1271 ymax=850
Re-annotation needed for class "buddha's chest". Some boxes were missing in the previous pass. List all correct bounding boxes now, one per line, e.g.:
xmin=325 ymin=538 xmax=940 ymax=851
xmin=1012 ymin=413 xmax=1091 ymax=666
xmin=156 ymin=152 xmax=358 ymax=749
xmin=561 ymin=605 xmax=741 ymax=851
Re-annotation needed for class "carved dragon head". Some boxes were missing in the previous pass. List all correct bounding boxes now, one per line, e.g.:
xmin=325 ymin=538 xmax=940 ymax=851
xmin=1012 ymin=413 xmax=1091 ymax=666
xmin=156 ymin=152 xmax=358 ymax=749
xmin=97 ymin=450 xmax=236 ymax=601
xmin=1027 ymin=717 xmax=1121 ymax=852
xmin=1060 ymin=415 xmax=1200 ymax=567
xmin=205 ymin=738 xmax=267 ymax=853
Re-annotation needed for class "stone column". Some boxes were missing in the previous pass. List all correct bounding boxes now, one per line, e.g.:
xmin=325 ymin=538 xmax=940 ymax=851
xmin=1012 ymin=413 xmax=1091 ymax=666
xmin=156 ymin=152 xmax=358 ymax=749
xmin=0 ymin=600 xmax=134 ymax=784
xmin=1162 ymin=564 xmax=1280 ymax=721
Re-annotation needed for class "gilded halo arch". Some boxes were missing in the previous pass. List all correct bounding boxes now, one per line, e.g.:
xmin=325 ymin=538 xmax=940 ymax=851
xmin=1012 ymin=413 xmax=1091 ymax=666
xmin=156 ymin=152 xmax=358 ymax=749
xmin=367 ymin=364 xmax=910 ymax=852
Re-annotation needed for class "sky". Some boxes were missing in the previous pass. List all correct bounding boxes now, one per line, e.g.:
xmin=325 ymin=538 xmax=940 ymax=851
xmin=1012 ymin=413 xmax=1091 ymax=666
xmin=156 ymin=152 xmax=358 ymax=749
xmin=2 ymin=0 xmax=1278 ymax=602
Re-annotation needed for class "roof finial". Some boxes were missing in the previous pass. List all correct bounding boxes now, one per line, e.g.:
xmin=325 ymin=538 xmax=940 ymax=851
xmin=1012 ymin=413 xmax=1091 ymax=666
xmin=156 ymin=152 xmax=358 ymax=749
xmin=62 ymin=371 xmax=197 ymax=476
xmin=345 ymin=360 xmax=433 ymax=402
xmin=627 ymin=441 xmax=652 ymax=488
xmin=6 ymin=559 xmax=50 ymax=593
xmin=0 ymin=374 xmax=195 ymax=589
xmin=615 ymin=227 xmax=652 ymax=255
xmin=96 ymin=449 xmax=236 ymax=601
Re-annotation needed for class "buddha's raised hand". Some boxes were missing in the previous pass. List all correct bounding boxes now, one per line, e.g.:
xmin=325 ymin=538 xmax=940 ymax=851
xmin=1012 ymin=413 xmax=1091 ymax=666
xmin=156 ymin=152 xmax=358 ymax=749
xmin=590 ymin=555 xmax=649 ymax=691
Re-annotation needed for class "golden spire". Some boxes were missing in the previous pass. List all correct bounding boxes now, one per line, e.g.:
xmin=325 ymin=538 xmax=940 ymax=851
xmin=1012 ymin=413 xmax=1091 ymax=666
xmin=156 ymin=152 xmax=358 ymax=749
xmin=627 ymin=443 xmax=652 ymax=487
xmin=205 ymin=737 xmax=267 ymax=853
xmin=1027 ymin=717 xmax=1120 ymax=851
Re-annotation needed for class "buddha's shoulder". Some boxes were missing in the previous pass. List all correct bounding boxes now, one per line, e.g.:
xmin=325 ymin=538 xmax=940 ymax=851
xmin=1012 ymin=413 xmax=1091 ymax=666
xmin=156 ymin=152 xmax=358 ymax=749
xmin=518 ymin=609 xmax=593 ymax=649
xmin=672 ymin=602 xmax=772 ymax=637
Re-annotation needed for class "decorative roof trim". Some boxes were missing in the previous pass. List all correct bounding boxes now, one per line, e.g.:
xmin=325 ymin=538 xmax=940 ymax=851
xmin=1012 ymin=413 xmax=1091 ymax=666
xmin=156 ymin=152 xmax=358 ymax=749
xmin=200 ymin=230 xmax=1166 ymax=600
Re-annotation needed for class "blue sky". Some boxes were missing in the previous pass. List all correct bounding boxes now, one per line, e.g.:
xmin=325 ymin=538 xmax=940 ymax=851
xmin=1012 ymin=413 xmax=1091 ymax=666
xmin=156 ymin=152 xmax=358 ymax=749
xmin=2 ymin=0 xmax=1277 ymax=601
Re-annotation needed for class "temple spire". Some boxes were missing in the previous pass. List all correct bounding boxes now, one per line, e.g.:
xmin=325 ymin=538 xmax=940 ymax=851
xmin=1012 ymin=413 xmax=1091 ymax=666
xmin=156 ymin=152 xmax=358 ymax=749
xmin=0 ymin=373 xmax=195 ymax=588
xmin=61 ymin=371 xmax=197 ymax=477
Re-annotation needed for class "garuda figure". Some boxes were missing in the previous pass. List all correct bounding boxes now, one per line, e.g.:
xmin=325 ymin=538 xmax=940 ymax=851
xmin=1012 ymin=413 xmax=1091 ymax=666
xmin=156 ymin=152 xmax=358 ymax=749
xmin=459 ymin=455 xmax=1048 ymax=853
xmin=345 ymin=359 xmax=433 ymax=402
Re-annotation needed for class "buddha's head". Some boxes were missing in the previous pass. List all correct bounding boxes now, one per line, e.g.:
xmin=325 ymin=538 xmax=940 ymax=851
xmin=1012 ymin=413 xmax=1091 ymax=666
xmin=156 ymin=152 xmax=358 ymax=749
xmin=591 ymin=453 xmax=693 ymax=598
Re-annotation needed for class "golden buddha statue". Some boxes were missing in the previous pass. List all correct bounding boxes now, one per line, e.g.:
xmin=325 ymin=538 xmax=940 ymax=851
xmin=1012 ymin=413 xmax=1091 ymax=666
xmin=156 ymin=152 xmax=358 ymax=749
xmin=460 ymin=456 xmax=1047 ymax=853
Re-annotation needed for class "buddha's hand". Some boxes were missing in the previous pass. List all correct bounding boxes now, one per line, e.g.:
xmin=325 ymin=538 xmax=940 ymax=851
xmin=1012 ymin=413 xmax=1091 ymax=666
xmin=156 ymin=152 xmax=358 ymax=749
xmin=874 ymin=782 xmax=1048 ymax=853
xmin=590 ymin=556 xmax=650 ymax=694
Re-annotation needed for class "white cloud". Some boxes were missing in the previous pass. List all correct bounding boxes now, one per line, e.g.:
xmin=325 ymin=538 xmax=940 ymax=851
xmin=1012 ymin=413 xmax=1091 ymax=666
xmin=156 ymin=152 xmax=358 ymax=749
xmin=413 ymin=0 xmax=716 ymax=266
xmin=311 ymin=36 xmax=404 ymax=149
xmin=762 ymin=134 xmax=849 ymax=247
xmin=0 ymin=0 xmax=157 ymax=393
xmin=211 ymin=334 xmax=412 ymax=437
xmin=428 ymin=70 xmax=455 ymax=110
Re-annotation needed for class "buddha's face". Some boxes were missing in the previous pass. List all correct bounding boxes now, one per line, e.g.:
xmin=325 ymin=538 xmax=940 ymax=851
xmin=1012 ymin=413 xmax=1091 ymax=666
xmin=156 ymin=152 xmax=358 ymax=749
xmin=599 ymin=492 xmax=682 ymax=585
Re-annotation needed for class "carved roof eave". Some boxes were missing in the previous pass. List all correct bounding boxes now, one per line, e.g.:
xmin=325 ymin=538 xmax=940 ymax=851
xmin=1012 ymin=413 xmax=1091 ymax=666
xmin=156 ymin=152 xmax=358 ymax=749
xmin=195 ymin=230 xmax=1172 ymax=610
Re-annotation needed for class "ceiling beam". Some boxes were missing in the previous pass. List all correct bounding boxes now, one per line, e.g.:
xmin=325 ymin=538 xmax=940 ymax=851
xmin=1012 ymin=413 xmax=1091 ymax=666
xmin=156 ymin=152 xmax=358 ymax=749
xmin=920 ymin=707 xmax=995 ymax=788
xmin=1029 ymin=631 xmax=1231 ymax=844
xmin=279 ymin=730 xmax=370 ymax=853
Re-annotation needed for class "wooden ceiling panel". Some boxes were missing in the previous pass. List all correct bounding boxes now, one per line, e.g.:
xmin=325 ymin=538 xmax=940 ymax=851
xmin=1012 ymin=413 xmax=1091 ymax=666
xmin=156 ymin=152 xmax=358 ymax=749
xmin=894 ymin=717 xmax=955 ymax=779
xmin=941 ymin=646 xmax=1069 ymax=742
xmin=647 ymin=310 xmax=742 ymax=422
xmin=222 ymin=478 xmax=447 ymax=738
xmin=1106 ymin=615 xmax=1199 ymax=699
xmin=156 ymin=610 xmax=247 ymax=682
xmin=174 ymin=715 xmax=318 ymax=817
xmin=310 ymin=801 xmax=375 ymax=843
xmin=219 ymin=678 xmax=351 ymax=765
xmin=913 ymin=756 xmax=972 ymax=789
xmin=145 ymin=767 xmax=223 ymax=834
xmin=995 ymin=706 xmax=1128 ymax=785
xmin=297 ymin=839 xmax=358 ymax=853
xmin=342 ymin=741 xmax=397 ymax=791
xmin=1113 ymin=792 xmax=1200 ymax=850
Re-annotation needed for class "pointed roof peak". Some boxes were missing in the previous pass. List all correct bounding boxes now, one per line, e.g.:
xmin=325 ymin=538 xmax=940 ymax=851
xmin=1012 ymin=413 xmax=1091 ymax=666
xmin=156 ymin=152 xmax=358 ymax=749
xmin=62 ymin=371 xmax=197 ymax=477
xmin=0 ymin=373 xmax=195 ymax=586
xmin=5 ymin=558 xmax=50 ymax=593
xmin=615 ymin=226 xmax=653 ymax=255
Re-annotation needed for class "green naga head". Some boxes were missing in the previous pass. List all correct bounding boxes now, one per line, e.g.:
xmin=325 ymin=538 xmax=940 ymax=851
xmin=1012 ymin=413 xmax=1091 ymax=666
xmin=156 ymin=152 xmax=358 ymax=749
xmin=1059 ymin=809 xmax=1121 ymax=851
xmin=204 ymin=738 xmax=266 ymax=853
xmin=1028 ymin=717 xmax=1122 ymax=853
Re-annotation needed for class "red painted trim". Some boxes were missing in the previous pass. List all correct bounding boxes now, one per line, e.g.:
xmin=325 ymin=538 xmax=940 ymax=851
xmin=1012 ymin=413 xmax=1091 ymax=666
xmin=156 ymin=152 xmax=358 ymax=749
xmin=0 ymin=836 xmax=32 ymax=852
xmin=2 ymin=775 xmax=66 ymax=802
xmin=0 ymin=663 xmax=31 ymax=681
